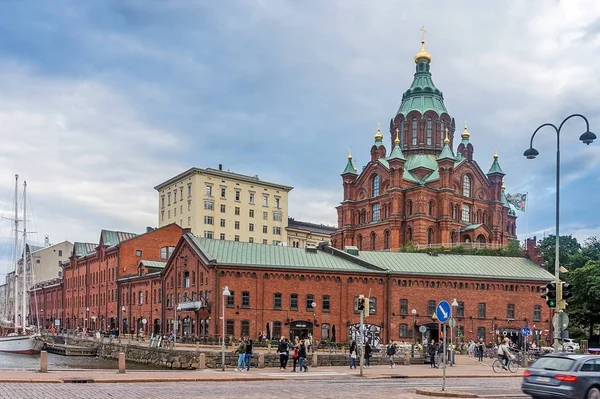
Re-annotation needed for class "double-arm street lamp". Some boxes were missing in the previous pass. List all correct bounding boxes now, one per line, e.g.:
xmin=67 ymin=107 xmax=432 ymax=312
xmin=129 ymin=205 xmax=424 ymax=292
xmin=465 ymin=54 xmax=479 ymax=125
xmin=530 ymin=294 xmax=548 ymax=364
xmin=523 ymin=113 xmax=596 ymax=352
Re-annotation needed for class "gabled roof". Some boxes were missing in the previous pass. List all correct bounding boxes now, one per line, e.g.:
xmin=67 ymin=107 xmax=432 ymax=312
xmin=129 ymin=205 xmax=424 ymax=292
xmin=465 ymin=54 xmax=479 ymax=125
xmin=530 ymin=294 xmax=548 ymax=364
xmin=187 ymin=234 xmax=367 ymax=272
xmin=437 ymin=143 xmax=455 ymax=161
xmin=100 ymin=229 xmax=137 ymax=248
xmin=351 ymin=251 xmax=554 ymax=281
xmin=405 ymin=154 xmax=438 ymax=171
xmin=73 ymin=242 xmax=97 ymax=258
xmin=139 ymin=260 xmax=167 ymax=269
xmin=488 ymin=155 xmax=504 ymax=175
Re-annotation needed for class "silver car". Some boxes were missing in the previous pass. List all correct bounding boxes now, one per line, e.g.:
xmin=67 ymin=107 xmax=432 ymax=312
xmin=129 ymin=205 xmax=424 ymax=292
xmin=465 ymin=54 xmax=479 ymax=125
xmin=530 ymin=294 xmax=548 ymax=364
xmin=522 ymin=354 xmax=600 ymax=399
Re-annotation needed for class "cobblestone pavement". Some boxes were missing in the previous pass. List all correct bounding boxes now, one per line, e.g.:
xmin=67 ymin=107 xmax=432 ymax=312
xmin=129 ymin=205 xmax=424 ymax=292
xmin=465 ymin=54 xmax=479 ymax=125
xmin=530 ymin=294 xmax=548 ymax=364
xmin=0 ymin=377 xmax=525 ymax=399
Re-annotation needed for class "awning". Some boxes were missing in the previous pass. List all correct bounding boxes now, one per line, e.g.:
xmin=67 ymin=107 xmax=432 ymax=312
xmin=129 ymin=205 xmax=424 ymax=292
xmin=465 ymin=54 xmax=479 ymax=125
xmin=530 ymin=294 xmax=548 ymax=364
xmin=178 ymin=301 xmax=204 ymax=311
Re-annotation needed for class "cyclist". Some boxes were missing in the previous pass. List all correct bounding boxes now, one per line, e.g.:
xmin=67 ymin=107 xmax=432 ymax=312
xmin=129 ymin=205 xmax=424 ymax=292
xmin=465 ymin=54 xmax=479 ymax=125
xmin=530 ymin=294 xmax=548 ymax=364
xmin=497 ymin=338 xmax=511 ymax=370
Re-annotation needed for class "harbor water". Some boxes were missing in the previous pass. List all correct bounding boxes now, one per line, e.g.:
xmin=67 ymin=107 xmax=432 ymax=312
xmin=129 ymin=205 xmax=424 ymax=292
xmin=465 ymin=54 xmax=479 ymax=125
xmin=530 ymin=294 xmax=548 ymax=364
xmin=0 ymin=352 xmax=156 ymax=370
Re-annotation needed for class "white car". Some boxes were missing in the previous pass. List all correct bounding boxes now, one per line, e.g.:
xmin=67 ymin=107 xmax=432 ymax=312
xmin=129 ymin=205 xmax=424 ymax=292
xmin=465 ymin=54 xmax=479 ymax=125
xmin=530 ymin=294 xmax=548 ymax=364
xmin=561 ymin=338 xmax=580 ymax=352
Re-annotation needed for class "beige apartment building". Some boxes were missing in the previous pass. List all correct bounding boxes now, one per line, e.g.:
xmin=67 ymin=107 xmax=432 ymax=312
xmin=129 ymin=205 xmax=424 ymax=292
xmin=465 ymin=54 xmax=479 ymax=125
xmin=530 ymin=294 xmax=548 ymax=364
xmin=155 ymin=165 xmax=293 ymax=245
xmin=286 ymin=217 xmax=337 ymax=248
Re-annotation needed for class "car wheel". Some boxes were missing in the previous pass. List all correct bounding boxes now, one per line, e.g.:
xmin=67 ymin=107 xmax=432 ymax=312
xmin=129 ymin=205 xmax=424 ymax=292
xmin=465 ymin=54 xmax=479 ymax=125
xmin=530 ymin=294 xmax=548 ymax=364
xmin=587 ymin=387 xmax=600 ymax=399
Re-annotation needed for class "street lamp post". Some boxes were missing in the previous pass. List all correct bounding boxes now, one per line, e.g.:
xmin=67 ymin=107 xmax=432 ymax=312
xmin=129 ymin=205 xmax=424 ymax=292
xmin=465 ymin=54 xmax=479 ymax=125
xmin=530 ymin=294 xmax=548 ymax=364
xmin=450 ymin=299 xmax=458 ymax=366
xmin=85 ymin=307 xmax=89 ymax=335
xmin=222 ymin=286 xmax=231 ymax=371
xmin=174 ymin=304 xmax=181 ymax=348
xmin=411 ymin=309 xmax=417 ymax=358
xmin=523 ymin=114 xmax=596 ymax=353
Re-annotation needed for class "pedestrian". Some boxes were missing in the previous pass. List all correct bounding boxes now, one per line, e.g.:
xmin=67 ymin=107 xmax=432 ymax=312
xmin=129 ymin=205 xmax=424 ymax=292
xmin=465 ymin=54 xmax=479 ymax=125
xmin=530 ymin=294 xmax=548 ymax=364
xmin=386 ymin=341 xmax=397 ymax=368
xmin=291 ymin=343 xmax=299 ymax=372
xmin=244 ymin=338 xmax=253 ymax=371
xmin=277 ymin=337 xmax=289 ymax=371
xmin=468 ymin=340 xmax=475 ymax=358
xmin=234 ymin=338 xmax=246 ymax=371
xmin=349 ymin=340 xmax=357 ymax=369
xmin=476 ymin=338 xmax=485 ymax=362
xmin=298 ymin=340 xmax=308 ymax=372
xmin=364 ymin=341 xmax=372 ymax=368
xmin=436 ymin=339 xmax=444 ymax=366
xmin=428 ymin=339 xmax=438 ymax=368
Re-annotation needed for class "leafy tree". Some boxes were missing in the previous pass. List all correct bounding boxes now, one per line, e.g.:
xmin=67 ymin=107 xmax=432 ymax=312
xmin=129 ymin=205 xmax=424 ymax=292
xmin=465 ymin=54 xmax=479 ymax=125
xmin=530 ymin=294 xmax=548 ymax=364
xmin=505 ymin=239 xmax=522 ymax=257
xmin=537 ymin=235 xmax=581 ymax=274
xmin=565 ymin=261 xmax=600 ymax=337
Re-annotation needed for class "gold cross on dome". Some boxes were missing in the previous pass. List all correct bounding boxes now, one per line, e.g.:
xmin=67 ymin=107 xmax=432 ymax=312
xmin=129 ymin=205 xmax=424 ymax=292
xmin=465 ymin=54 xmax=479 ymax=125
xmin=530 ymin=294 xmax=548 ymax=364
xmin=420 ymin=26 xmax=427 ymax=41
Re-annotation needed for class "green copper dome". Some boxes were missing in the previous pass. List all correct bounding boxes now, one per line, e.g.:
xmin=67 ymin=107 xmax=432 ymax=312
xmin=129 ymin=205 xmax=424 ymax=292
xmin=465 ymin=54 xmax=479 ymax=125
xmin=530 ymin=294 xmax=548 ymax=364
xmin=397 ymin=60 xmax=448 ymax=117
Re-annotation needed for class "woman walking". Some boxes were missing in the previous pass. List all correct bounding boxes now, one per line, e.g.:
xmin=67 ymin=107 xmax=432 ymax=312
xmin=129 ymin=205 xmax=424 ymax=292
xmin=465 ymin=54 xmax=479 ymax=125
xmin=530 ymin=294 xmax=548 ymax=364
xmin=277 ymin=337 xmax=289 ymax=371
xmin=349 ymin=340 xmax=358 ymax=369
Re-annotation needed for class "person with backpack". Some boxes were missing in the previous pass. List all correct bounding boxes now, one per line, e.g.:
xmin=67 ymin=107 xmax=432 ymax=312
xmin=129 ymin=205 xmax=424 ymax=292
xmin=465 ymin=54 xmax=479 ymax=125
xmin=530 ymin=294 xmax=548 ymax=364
xmin=386 ymin=341 xmax=397 ymax=368
xmin=291 ymin=339 xmax=300 ymax=372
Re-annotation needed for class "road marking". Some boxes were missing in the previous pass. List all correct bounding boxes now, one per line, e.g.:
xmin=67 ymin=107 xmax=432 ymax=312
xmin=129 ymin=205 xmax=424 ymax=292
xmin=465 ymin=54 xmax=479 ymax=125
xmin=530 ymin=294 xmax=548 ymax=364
xmin=260 ymin=372 xmax=348 ymax=377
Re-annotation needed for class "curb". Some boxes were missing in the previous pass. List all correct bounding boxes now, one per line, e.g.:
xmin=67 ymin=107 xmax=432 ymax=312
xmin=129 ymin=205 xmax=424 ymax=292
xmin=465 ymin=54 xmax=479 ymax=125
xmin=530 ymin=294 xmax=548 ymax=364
xmin=416 ymin=389 xmax=478 ymax=398
xmin=370 ymin=374 xmax=522 ymax=379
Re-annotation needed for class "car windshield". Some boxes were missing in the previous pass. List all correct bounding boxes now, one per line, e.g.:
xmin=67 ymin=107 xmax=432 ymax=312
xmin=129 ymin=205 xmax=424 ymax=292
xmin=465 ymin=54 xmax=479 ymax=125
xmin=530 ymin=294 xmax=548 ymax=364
xmin=530 ymin=357 xmax=576 ymax=371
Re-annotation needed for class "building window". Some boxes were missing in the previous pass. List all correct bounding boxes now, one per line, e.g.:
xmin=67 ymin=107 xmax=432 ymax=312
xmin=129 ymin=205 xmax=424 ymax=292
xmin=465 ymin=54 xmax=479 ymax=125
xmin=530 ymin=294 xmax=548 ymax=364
xmin=180 ymin=186 xmax=183 ymax=201
xmin=400 ymin=299 xmax=408 ymax=315
xmin=462 ymin=204 xmax=470 ymax=223
xmin=427 ymin=228 xmax=434 ymax=245
xmin=203 ymin=231 xmax=213 ymax=239
xmin=273 ymin=212 xmax=282 ymax=222
xmin=273 ymin=227 xmax=281 ymax=235
xmin=226 ymin=320 xmax=234 ymax=336
xmin=249 ymin=192 xmax=255 ymax=204
xmin=187 ymin=216 xmax=191 ymax=226
xmin=262 ymin=194 xmax=269 ymax=207
xmin=275 ymin=197 xmax=280 ymax=208
xmin=478 ymin=303 xmax=486 ymax=319
xmin=372 ymin=204 xmax=380 ymax=222
xmin=368 ymin=297 xmax=376 ymax=315
xmin=322 ymin=295 xmax=330 ymax=312
xmin=462 ymin=175 xmax=471 ymax=197
xmin=204 ymin=216 xmax=214 ymax=225
xmin=139 ymin=291 xmax=143 ymax=305
xmin=135 ymin=250 xmax=142 ymax=257
xmin=262 ymin=225 xmax=268 ymax=234
xmin=427 ymin=300 xmax=436 ymax=317
xmin=321 ymin=323 xmax=330 ymax=340
xmin=426 ymin=118 xmax=432 ymax=145
xmin=274 ymin=293 xmax=282 ymax=309
xmin=249 ymin=223 xmax=254 ymax=232
xmin=242 ymin=291 xmax=250 ymax=308
xmin=290 ymin=294 xmax=298 ymax=310
xmin=273 ymin=321 xmax=282 ymax=339
xmin=441 ymin=120 xmax=445 ymax=145
xmin=240 ymin=320 xmax=250 ymax=337
xmin=263 ymin=239 xmax=267 ymax=244
xmin=188 ymin=200 xmax=192 ymax=211
xmin=205 ymin=185 xmax=213 ymax=197
xmin=161 ymin=195 xmax=165 ymax=208
xmin=235 ymin=207 xmax=240 ymax=216
xmin=227 ymin=291 xmax=235 ymax=307
xmin=220 ymin=233 xmax=225 ymax=240
xmin=184 ymin=271 xmax=190 ymax=288
xmin=220 ymin=204 xmax=226 ymax=213
xmin=457 ymin=325 xmax=464 ymax=339
xmin=306 ymin=294 xmax=315 ymax=311
xmin=234 ymin=235 xmax=240 ymax=241
xmin=456 ymin=301 xmax=465 ymax=318
xmin=477 ymin=327 xmax=486 ymax=340
xmin=400 ymin=120 xmax=406 ymax=145
xmin=370 ymin=232 xmax=376 ymax=249
xmin=220 ymin=187 xmax=226 ymax=198
xmin=428 ymin=201 xmax=434 ymax=216
xmin=249 ymin=237 xmax=254 ymax=243
xmin=412 ymin=118 xmax=417 ymax=145
xmin=507 ymin=304 xmax=515 ymax=319
xmin=384 ymin=230 xmax=390 ymax=250
xmin=407 ymin=200 xmax=413 ymax=215
xmin=188 ymin=183 xmax=192 ymax=197
xmin=235 ymin=221 xmax=240 ymax=229
xmin=235 ymin=190 xmax=241 ymax=201
xmin=533 ymin=305 xmax=541 ymax=322
xmin=399 ymin=323 xmax=409 ymax=338
xmin=263 ymin=211 xmax=268 ymax=220
xmin=220 ymin=219 xmax=225 ymax=227
xmin=357 ymin=234 xmax=363 ymax=250
xmin=161 ymin=211 xmax=164 ymax=221
xmin=167 ymin=192 xmax=171 ymax=205
xmin=168 ymin=210 xmax=171 ymax=218
xmin=372 ymin=175 xmax=380 ymax=197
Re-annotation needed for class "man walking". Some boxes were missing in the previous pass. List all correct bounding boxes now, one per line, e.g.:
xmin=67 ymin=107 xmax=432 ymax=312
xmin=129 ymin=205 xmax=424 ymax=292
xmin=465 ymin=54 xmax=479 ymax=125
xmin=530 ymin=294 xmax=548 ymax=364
xmin=244 ymin=338 xmax=253 ymax=371
xmin=386 ymin=341 xmax=397 ymax=368
xmin=234 ymin=338 xmax=246 ymax=371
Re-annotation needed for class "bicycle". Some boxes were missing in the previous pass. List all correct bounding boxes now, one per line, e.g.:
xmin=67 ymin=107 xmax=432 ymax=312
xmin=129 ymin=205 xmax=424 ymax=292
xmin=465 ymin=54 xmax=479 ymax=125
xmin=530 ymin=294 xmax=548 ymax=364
xmin=492 ymin=355 xmax=519 ymax=373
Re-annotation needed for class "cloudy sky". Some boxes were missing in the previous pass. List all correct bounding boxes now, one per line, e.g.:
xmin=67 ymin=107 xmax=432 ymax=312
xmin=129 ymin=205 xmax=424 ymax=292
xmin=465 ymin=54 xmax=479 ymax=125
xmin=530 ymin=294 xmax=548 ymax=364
xmin=0 ymin=0 xmax=599 ymax=276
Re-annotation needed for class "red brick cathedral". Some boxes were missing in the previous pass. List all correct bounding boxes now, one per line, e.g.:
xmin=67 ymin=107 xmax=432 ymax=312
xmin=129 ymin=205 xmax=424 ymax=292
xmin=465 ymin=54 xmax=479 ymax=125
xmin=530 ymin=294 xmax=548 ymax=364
xmin=333 ymin=37 xmax=518 ymax=251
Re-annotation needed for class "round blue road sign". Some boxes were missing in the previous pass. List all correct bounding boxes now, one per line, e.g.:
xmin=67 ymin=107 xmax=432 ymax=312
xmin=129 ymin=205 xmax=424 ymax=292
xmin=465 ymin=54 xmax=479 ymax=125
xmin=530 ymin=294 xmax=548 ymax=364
xmin=521 ymin=326 xmax=531 ymax=337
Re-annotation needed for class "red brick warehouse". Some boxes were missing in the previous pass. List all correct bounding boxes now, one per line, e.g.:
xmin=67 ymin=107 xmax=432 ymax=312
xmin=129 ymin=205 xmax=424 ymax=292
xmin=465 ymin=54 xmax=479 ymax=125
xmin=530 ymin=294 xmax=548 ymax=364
xmin=332 ymin=37 xmax=518 ymax=251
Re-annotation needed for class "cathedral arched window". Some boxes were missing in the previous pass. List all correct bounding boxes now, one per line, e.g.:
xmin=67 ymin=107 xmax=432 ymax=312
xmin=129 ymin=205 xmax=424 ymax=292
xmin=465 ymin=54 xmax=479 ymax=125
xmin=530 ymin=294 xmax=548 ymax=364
xmin=440 ymin=119 xmax=445 ymax=145
xmin=357 ymin=235 xmax=363 ymax=251
xmin=372 ymin=204 xmax=380 ymax=222
xmin=427 ymin=228 xmax=434 ymax=245
xmin=407 ymin=200 xmax=413 ymax=216
xmin=372 ymin=175 xmax=380 ymax=197
xmin=370 ymin=232 xmax=376 ymax=250
xmin=455 ymin=205 xmax=461 ymax=221
xmin=426 ymin=118 xmax=432 ymax=145
xmin=384 ymin=230 xmax=391 ymax=250
xmin=400 ymin=121 xmax=406 ymax=146
xmin=462 ymin=175 xmax=471 ymax=197
xmin=406 ymin=228 xmax=413 ymax=243
xmin=428 ymin=200 xmax=434 ymax=216
xmin=451 ymin=203 xmax=456 ymax=219
xmin=411 ymin=119 xmax=418 ymax=145
xmin=462 ymin=204 xmax=470 ymax=223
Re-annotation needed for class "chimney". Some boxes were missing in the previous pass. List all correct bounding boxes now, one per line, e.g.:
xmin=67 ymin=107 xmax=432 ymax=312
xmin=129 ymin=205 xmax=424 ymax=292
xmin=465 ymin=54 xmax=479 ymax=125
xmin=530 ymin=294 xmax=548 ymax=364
xmin=219 ymin=164 xmax=223 ymax=171
xmin=146 ymin=226 xmax=155 ymax=233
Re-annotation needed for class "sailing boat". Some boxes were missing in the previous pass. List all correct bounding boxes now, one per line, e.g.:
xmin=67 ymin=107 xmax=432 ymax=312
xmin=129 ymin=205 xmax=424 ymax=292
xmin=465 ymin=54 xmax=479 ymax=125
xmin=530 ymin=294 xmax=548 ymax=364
xmin=0 ymin=175 xmax=43 ymax=354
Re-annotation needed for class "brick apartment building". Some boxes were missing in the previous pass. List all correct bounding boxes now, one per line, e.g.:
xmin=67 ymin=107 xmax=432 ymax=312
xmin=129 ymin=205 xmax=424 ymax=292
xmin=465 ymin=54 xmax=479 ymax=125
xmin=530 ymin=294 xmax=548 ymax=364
xmin=332 ymin=37 xmax=518 ymax=251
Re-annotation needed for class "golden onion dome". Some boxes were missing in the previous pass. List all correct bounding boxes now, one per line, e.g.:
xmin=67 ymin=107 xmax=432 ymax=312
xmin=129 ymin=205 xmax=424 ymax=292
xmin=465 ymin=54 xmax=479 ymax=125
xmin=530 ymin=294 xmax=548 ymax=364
xmin=374 ymin=122 xmax=383 ymax=141
xmin=414 ymin=39 xmax=432 ymax=63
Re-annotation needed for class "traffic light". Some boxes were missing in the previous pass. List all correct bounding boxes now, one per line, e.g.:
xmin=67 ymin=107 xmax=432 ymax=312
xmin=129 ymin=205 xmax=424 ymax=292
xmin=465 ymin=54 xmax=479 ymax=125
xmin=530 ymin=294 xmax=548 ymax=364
xmin=558 ymin=282 xmax=573 ymax=311
xmin=540 ymin=282 xmax=557 ymax=308
xmin=357 ymin=295 xmax=365 ymax=311
xmin=363 ymin=297 xmax=370 ymax=318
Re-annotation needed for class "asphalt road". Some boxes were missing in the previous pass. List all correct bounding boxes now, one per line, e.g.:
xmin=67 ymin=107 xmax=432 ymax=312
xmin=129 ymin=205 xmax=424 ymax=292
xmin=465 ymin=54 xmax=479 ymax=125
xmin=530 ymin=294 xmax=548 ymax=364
xmin=0 ymin=377 xmax=526 ymax=399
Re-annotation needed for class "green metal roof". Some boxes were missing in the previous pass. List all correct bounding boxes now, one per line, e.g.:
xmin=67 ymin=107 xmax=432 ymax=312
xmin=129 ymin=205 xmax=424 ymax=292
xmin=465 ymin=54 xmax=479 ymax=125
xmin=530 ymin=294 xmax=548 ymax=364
xmin=377 ymin=157 xmax=421 ymax=183
xmin=487 ymin=156 xmax=504 ymax=175
xmin=74 ymin=242 xmax=96 ymax=257
xmin=388 ymin=144 xmax=406 ymax=161
xmin=397 ymin=61 xmax=448 ymax=117
xmin=438 ymin=143 xmax=455 ymax=161
xmin=460 ymin=224 xmax=482 ymax=232
xmin=139 ymin=260 xmax=167 ymax=269
xmin=353 ymin=251 xmax=554 ymax=281
xmin=342 ymin=158 xmax=357 ymax=175
xmin=188 ymin=235 xmax=368 ymax=272
xmin=405 ymin=154 xmax=438 ymax=171
xmin=101 ymin=229 xmax=137 ymax=247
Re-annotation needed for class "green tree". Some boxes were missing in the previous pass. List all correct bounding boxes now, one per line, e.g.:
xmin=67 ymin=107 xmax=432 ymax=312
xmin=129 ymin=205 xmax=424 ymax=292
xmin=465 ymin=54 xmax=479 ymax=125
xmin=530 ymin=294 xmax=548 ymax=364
xmin=565 ymin=261 xmax=600 ymax=337
xmin=537 ymin=235 xmax=581 ymax=274
xmin=505 ymin=239 xmax=522 ymax=257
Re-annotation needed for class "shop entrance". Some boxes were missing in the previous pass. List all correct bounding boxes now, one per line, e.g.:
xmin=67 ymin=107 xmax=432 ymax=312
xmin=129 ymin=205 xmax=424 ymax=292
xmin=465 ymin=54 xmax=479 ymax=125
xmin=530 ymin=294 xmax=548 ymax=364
xmin=289 ymin=321 xmax=313 ymax=341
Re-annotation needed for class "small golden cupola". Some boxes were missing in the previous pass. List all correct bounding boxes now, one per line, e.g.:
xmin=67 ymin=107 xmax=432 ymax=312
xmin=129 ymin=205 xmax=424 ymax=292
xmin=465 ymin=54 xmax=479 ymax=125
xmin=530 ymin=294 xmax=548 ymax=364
xmin=414 ymin=26 xmax=432 ymax=64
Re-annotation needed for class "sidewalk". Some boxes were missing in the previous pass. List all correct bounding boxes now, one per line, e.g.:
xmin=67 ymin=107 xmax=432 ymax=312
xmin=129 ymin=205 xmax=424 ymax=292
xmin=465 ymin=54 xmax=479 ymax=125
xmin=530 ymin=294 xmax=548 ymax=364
xmin=0 ymin=355 xmax=522 ymax=384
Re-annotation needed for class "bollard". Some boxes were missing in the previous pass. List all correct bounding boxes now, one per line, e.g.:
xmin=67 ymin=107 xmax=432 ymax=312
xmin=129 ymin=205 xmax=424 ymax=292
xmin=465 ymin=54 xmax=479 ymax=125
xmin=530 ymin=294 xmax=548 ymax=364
xmin=40 ymin=350 xmax=48 ymax=373
xmin=268 ymin=342 xmax=271 ymax=353
xmin=312 ymin=351 xmax=318 ymax=368
xmin=198 ymin=353 xmax=206 ymax=370
xmin=118 ymin=352 xmax=126 ymax=374
xmin=404 ymin=352 xmax=411 ymax=365
xmin=258 ymin=353 xmax=265 ymax=368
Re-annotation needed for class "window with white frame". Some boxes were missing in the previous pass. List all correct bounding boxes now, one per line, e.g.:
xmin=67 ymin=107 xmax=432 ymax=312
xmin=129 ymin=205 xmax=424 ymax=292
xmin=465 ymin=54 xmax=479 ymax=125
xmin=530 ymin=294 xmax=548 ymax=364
xmin=461 ymin=204 xmax=470 ymax=223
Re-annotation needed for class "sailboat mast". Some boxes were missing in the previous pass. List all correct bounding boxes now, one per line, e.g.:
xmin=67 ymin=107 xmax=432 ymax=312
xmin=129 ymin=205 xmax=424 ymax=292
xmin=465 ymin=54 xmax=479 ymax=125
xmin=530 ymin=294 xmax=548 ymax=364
xmin=21 ymin=181 xmax=27 ymax=329
xmin=13 ymin=174 xmax=18 ymax=329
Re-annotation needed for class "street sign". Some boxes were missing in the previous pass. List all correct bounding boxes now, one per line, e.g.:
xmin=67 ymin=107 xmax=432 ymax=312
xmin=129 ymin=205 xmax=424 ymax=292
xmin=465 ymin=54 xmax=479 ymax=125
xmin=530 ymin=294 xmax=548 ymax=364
xmin=436 ymin=300 xmax=451 ymax=323
xmin=553 ymin=313 xmax=569 ymax=331
xmin=448 ymin=318 xmax=456 ymax=328
xmin=54 ymin=319 xmax=60 ymax=326
xmin=521 ymin=326 xmax=531 ymax=337
xmin=419 ymin=325 xmax=427 ymax=333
